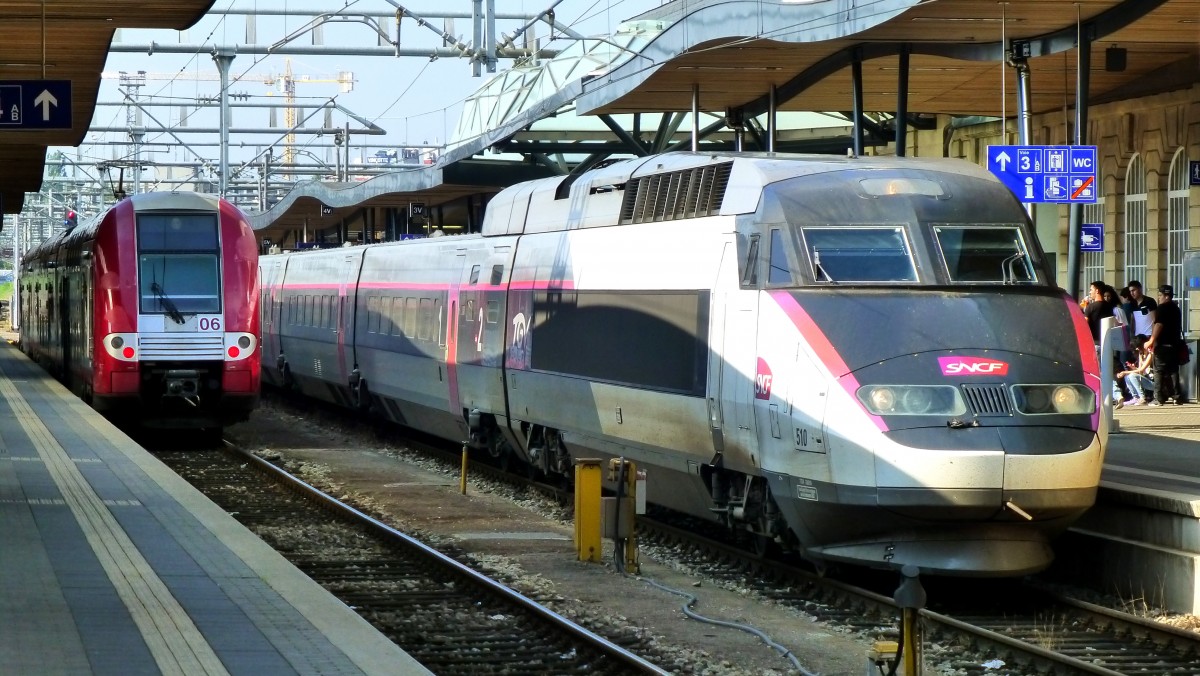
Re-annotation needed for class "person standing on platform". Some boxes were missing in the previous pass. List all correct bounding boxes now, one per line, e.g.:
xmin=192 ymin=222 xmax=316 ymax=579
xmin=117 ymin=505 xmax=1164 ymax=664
xmin=1127 ymin=280 xmax=1157 ymax=343
xmin=1083 ymin=281 xmax=1115 ymax=352
xmin=1146 ymin=284 xmax=1185 ymax=406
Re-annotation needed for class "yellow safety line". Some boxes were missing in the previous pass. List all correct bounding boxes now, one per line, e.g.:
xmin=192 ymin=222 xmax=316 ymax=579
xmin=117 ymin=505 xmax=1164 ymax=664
xmin=0 ymin=378 xmax=229 ymax=676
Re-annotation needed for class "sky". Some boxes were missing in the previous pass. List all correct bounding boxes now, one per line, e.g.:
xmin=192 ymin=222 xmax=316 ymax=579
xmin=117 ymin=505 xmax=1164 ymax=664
xmin=66 ymin=0 xmax=664 ymax=189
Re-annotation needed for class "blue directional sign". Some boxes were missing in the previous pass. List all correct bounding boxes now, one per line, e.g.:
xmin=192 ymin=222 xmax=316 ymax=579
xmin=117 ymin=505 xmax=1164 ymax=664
xmin=0 ymin=80 xmax=72 ymax=129
xmin=1190 ymin=160 xmax=1200 ymax=186
xmin=1081 ymin=223 xmax=1104 ymax=252
xmin=987 ymin=144 xmax=1098 ymax=203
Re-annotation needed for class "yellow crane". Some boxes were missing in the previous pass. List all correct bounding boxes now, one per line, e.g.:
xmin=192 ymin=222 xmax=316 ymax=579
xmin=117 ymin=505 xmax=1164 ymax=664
xmin=103 ymin=61 xmax=356 ymax=170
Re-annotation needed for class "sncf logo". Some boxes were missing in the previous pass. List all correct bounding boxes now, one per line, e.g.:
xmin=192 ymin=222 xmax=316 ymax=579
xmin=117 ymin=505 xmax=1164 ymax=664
xmin=938 ymin=356 xmax=1009 ymax=376
xmin=755 ymin=357 xmax=774 ymax=400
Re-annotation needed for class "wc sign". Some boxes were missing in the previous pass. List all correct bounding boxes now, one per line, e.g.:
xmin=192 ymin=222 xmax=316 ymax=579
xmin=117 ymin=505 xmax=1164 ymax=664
xmin=1190 ymin=160 xmax=1200 ymax=186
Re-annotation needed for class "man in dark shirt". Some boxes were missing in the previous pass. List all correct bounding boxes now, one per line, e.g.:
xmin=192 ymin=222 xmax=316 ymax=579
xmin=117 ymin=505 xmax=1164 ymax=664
xmin=1147 ymin=284 xmax=1185 ymax=405
xmin=1083 ymin=280 xmax=1115 ymax=345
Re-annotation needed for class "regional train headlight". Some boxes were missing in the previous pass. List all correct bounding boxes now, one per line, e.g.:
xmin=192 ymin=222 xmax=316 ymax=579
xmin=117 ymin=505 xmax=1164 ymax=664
xmin=857 ymin=385 xmax=966 ymax=416
xmin=1011 ymin=384 xmax=1094 ymax=415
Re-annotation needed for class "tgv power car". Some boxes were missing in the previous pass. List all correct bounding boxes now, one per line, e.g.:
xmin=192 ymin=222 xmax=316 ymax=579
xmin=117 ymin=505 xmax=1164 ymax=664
xmin=260 ymin=152 xmax=1103 ymax=576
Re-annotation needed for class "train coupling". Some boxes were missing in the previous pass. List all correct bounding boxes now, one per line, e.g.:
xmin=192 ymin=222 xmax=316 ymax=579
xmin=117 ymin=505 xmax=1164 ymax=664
xmin=164 ymin=369 xmax=201 ymax=406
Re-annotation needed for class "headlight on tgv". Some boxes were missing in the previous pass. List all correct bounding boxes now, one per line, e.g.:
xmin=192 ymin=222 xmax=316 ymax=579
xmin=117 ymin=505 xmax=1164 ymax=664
xmin=857 ymin=385 xmax=967 ymax=415
xmin=1012 ymin=384 xmax=1095 ymax=414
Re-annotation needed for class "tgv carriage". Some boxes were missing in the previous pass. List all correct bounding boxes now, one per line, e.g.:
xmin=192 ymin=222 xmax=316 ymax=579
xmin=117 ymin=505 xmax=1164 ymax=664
xmin=21 ymin=192 xmax=260 ymax=429
xmin=261 ymin=153 xmax=1103 ymax=576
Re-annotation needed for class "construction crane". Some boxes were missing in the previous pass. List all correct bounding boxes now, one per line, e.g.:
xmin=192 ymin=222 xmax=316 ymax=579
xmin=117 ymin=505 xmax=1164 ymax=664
xmin=102 ymin=62 xmax=356 ymax=171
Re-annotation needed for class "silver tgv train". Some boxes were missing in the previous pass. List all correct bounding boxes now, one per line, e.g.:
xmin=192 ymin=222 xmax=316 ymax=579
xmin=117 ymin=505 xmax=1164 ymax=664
xmin=260 ymin=152 xmax=1104 ymax=576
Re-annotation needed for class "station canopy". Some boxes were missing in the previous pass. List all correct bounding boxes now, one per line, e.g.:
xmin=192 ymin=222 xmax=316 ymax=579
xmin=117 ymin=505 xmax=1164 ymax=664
xmin=0 ymin=0 xmax=216 ymax=215
xmin=252 ymin=0 xmax=1199 ymax=239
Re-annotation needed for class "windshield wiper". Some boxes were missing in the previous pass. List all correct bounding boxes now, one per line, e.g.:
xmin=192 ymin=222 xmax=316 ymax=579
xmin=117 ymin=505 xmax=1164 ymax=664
xmin=151 ymin=282 xmax=186 ymax=324
xmin=813 ymin=250 xmax=837 ymax=284
xmin=1000 ymin=247 xmax=1027 ymax=285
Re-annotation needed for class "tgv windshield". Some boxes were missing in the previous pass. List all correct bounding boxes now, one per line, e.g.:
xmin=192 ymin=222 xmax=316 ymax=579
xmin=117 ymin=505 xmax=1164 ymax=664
xmin=753 ymin=169 xmax=1046 ymax=287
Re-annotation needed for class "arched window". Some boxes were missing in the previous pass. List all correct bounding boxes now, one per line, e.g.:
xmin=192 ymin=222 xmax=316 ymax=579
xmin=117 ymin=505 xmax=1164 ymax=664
xmin=1123 ymin=154 xmax=1147 ymax=286
xmin=1168 ymin=148 xmax=1190 ymax=332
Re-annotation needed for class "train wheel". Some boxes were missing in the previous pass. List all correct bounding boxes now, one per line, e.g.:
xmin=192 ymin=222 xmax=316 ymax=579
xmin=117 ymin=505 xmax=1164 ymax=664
xmin=751 ymin=533 xmax=778 ymax=559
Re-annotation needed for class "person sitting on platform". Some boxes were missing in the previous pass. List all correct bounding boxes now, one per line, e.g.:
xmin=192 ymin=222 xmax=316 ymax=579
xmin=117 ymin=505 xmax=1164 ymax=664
xmin=1116 ymin=335 xmax=1154 ymax=408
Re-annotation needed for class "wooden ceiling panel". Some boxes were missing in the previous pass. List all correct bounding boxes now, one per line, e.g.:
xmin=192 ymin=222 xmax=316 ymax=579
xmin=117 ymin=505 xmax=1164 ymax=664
xmin=0 ymin=1 xmax=215 ymax=212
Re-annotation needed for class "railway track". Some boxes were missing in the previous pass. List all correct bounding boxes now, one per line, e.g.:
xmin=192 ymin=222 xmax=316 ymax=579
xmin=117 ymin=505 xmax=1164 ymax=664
xmin=154 ymin=444 xmax=669 ymax=676
xmin=229 ymin=395 xmax=1200 ymax=674
xmin=639 ymin=520 xmax=1200 ymax=675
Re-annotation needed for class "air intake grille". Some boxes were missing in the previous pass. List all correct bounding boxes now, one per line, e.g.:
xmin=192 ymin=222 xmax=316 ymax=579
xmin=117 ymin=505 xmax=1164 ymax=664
xmin=619 ymin=162 xmax=733 ymax=224
xmin=138 ymin=333 xmax=224 ymax=360
xmin=961 ymin=384 xmax=1012 ymax=416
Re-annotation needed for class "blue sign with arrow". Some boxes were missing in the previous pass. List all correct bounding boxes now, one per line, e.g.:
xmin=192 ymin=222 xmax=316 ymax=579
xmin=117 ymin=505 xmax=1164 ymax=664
xmin=987 ymin=144 xmax=1098 ymax=203
xmin=0 ymin=80 xmax=72 ymax=129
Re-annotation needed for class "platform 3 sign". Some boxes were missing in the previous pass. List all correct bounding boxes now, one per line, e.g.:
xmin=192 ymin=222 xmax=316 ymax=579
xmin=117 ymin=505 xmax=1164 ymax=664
xmin=0 ymin=80 xmax=71 ymax=129
xmin=987 ymin=145 xmax=1097 ymax=204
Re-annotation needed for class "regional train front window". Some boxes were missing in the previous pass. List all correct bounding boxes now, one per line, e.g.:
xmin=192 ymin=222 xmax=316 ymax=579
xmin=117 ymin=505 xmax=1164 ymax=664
xmin=801 ymin=227 xmax=917 ymax=283
xmin=934 ymin=225 xmax=1035 ymax=284
xmin=137 ymin=213 xmax=221 ymax=315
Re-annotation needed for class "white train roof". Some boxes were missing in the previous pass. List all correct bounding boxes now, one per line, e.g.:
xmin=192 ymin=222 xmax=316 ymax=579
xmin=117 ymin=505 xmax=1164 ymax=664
xmin=481 ymin=151 xmax=1001 ymax=237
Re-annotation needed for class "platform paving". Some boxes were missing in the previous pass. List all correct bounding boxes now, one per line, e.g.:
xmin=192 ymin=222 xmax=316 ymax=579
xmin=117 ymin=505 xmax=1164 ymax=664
xmin=0 ymin=341 xmax=429 ymax=675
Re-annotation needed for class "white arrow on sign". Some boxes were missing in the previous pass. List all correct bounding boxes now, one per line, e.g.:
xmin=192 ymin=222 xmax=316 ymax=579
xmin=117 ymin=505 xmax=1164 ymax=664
xmin=33 ymin=89 xmax=58 ymax=121
xmin=994 ymin=151 xmax=1011 ymax=172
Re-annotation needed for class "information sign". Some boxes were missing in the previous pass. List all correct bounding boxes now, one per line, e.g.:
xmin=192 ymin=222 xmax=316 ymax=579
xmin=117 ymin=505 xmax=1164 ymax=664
xmin=0 ymin=80 xmax=72 ymax=129
xmin=986 ymin=145 xmax=1098 ymax=203
xmin=1080 ymin=223 xmax=1104 ymax=252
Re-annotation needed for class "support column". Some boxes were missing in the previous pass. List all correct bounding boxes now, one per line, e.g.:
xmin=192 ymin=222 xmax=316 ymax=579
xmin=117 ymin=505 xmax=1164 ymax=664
xmin=767 ymin=85 xmax=777 ymax=153
xmin=852 ymin=53 xmax=864 ymax=157
xmin=691 ymin=83 xmax=700 ymax=152
xmin=211 ymin=49 xmax=236 ymax=197
xmin=894 ymin=46 xmax=909 ymax=157
xmin=854 ymin=54 xmax=864 ymax=157
xmin=1067 ymin=33 xmax=1092 ymax=300
xmin=1014 ymin=55 xmax=1035 ymax=220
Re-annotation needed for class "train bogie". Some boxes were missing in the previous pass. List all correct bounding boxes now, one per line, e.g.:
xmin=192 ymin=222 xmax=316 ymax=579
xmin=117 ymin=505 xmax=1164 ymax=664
xmin=260 ymin=152 xmax=1104 ymax=577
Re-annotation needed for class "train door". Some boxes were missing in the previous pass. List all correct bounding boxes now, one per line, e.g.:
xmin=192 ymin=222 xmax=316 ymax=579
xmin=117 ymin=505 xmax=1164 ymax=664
xmin=259 ymin=257 xmax=287 ymax=383
xmin=59 ymin=276 xmax=71 ymax=384
xmin=708 ymin=243 xmax=759 ymax=470
xmin=335 ymin=252 xmax=364 ymax=390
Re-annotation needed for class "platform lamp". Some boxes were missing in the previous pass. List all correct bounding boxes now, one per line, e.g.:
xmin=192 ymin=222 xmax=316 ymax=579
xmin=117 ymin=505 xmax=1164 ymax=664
xmin=1105 ymin=45 xmax=1127 ymax=72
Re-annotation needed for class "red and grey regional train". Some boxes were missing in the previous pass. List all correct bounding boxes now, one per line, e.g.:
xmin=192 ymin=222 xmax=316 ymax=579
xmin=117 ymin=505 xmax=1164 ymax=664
xmin=260 ymin=152 xmax=1104 ymax=576
xmin=20 ymin=192 xmax=260 ymax=430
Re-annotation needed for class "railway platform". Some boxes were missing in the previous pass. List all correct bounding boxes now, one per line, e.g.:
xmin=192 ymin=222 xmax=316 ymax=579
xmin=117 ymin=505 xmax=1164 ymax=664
xmin=1052 ymin=404 xmax=1200 ymax=615
xmin=0 ymin=339 xmax=428 ymax=675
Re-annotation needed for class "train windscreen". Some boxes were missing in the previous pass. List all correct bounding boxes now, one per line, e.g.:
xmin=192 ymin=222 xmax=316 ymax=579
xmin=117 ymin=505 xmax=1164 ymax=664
xmin=136 ymin=213 xmax=221 ymax=316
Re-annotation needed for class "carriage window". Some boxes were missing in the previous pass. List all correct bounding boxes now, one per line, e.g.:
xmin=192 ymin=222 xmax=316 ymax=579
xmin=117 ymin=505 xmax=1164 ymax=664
xmin=367 ymin=296 xmax=380 ymax=333
xmin=405 ymin=297 xmax=418 ymax=337
xmin=490 ymin=265 xmax=504 ymax=286
xmin=767 ymin=228 xmax=792 ymax=284
xmin=390 ymin=297 xmax=404 ymax=335
xmin=801 ymin=227 xmax=917 ymax=282
xmin=419 ymin=298 xmax=434 ymax=341
xmin=934 ymin=226 xmax=1034 ymax=284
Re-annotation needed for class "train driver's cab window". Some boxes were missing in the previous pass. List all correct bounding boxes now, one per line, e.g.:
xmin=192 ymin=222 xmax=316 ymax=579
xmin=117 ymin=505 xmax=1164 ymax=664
xmin=800 ymin=227 xmax=917 ymax=283
xmin=767 ymin=228 xmax=792 ymax=285
xmin=137 ymin=212 xmax=221 ymax=315
xmin=933 ymin=226 xmax=1034 ymax=284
